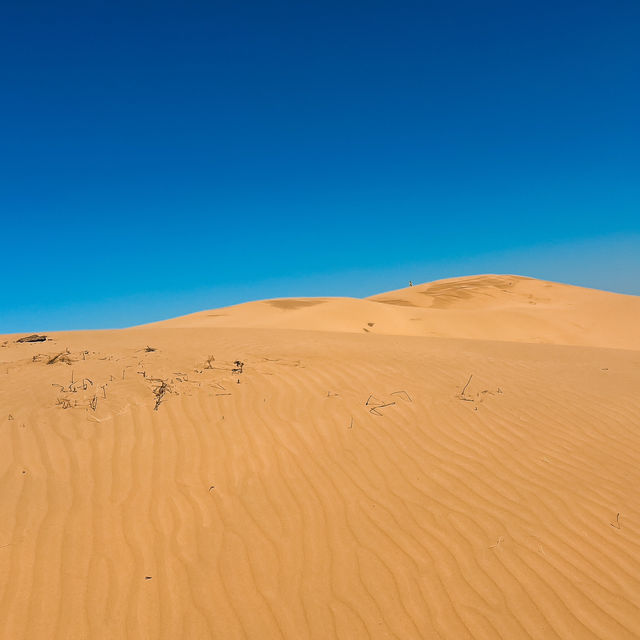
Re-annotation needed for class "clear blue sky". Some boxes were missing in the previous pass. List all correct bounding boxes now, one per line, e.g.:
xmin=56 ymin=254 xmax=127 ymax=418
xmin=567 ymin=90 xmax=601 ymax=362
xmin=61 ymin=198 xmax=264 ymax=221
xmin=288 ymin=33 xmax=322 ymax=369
xmin=1 ymin=1 xmax=639 ymax=332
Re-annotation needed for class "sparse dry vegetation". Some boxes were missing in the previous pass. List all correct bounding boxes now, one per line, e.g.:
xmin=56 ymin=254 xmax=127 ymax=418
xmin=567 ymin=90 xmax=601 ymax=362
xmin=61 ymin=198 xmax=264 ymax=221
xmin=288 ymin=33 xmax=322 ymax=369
xmin=47 ymin=350 xmax=74 ymax=365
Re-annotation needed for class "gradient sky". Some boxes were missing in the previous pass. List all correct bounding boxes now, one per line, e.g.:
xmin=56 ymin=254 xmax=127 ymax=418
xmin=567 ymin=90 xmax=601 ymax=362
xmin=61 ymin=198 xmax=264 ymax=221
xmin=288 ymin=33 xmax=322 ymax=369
xmin=1 ymin=1 xmax=639 ymax=332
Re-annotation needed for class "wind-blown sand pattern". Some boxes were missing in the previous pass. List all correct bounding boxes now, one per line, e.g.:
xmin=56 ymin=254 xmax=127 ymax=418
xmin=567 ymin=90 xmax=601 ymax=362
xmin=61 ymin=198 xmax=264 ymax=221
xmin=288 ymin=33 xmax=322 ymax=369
xmin=1 ymin=275 xmax=639 ymax=639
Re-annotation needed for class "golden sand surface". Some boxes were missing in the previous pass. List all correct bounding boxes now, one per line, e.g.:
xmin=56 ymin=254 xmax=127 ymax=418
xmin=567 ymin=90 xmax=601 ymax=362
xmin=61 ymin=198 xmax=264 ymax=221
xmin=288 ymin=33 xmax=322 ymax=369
xmin=1 ymin=275 xmax=639 ymax=639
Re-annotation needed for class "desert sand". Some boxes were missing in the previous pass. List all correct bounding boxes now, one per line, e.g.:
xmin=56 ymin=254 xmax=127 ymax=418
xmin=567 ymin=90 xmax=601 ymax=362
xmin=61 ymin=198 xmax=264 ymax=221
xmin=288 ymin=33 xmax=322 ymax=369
xmin=1 ymin=274 xmax=639 ymax=639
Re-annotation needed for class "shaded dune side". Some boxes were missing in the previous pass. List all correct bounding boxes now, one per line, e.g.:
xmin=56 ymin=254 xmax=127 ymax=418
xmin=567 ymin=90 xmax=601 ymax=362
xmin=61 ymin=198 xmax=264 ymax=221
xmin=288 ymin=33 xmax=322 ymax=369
xmin=1 ymin=329 xmax=640 ymax=639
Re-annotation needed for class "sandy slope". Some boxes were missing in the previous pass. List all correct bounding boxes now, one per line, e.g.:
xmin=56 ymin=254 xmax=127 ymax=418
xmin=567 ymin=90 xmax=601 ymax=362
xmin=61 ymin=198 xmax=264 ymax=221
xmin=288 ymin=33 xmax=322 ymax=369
xmin=1 ymin=275 xmax=639 ymax=639
xmin=150 ymin=275 xmax=640 ymax=350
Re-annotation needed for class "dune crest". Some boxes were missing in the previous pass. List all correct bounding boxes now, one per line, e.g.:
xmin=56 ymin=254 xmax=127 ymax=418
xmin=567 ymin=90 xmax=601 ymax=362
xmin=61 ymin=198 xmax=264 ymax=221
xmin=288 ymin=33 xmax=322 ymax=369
xmin=1 ymin=275 xmax=640 ymax=639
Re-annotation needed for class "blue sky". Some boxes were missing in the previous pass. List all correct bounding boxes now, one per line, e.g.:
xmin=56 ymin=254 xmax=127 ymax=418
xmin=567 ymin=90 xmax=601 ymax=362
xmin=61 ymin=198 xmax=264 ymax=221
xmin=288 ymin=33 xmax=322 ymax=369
xmin=1 ymin=1 xmax=639 ymax=332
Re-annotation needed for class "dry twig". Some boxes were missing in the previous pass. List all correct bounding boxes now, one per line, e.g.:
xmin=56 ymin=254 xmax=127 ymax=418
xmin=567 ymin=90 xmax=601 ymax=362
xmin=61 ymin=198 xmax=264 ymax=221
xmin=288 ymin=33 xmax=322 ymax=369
xmin=369 ymin=402 xmax=396 ymax=416
xmin=151 ymin=379 xmax=171 ymax=411
xmin=232 ymin=360 xmax=244 ymax=374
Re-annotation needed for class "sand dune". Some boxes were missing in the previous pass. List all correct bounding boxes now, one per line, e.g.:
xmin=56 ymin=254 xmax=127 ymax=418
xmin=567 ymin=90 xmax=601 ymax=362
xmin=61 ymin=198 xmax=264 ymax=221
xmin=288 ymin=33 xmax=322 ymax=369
xmin=151 ymin=275 xmax=640 ymax=350
xmin=1 ymin=275 xmax=640 ymax=639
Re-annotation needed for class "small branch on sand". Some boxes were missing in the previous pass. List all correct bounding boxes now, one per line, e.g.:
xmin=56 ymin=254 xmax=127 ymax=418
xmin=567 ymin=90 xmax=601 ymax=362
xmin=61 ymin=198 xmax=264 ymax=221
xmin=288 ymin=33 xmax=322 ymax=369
xmin=610 ymin=513 xmax=622 ymax=529
xmin=369 ymin=402 xmax=396 ymax=416
xmin=47 ymin=351 xmax=73 ymax=365
xmin=456 ymin=375 xmax=476 ymax=402
xmin=151 ymin=379 xmax=171 ymax=411
xmin=391 ymin=390 xmax=412 ymax=402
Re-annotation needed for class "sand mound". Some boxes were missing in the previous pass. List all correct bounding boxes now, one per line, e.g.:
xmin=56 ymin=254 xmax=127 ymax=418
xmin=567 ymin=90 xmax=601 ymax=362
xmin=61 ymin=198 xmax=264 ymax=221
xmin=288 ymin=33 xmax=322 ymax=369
xmin=150 ymin=275 xmax=640 ymax=350
xmin=1 ymin=275 xmax=639 ymax=638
